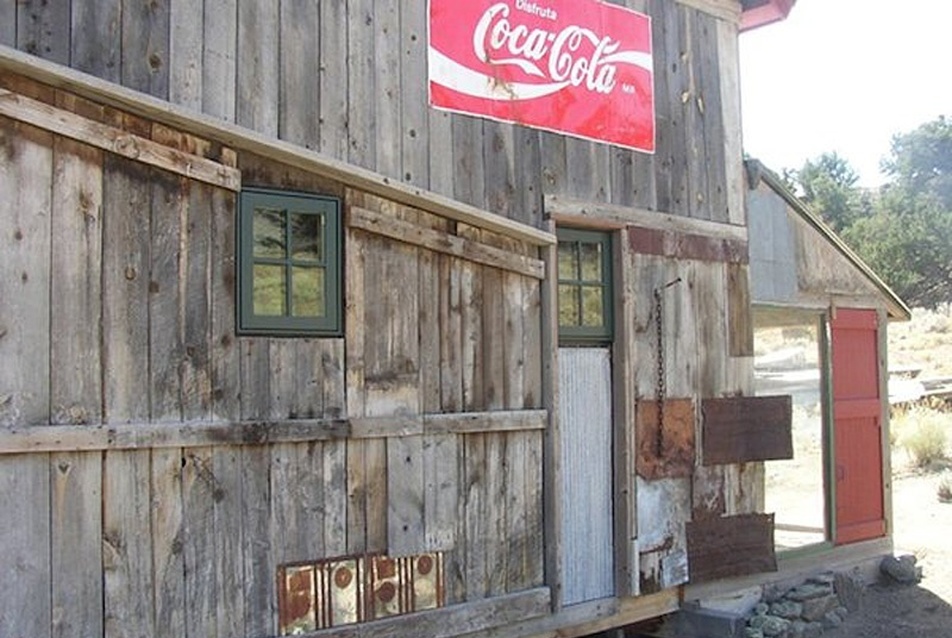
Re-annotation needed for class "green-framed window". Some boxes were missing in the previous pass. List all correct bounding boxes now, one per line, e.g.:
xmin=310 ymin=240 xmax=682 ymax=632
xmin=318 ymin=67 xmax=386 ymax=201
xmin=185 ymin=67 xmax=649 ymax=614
xmin=557 ymin=228 xmax=613 ymax=343
xmin=238 ymin=188 xmax=342 ymax=336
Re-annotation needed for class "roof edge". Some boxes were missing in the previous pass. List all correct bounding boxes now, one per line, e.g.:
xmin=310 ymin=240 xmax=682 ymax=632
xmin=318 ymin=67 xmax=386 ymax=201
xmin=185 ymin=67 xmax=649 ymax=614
xmin=744 ymin=158 xmax=912 ymax=322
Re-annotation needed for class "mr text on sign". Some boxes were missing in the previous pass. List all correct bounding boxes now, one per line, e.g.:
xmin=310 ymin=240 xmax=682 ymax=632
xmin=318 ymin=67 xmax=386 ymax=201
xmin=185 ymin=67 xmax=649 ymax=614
xmin=428 ymin=0 xmax=655 ymax=153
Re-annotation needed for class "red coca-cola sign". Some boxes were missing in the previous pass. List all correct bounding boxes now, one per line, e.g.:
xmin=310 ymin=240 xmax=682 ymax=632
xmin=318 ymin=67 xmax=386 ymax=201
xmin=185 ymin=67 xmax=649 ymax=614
xmin=428 ymin=0 xmax=655 ymax=153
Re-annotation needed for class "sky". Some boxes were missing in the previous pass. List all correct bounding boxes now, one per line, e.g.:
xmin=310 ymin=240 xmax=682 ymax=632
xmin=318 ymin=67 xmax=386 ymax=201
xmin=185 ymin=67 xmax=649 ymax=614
xmin=738 ymin=0 xmax=952 ymax=187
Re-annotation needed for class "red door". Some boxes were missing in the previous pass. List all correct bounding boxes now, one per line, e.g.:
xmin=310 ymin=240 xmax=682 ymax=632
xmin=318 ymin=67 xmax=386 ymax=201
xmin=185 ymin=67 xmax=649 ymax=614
xmin=831 ymin=309 xmax=886 ymax=545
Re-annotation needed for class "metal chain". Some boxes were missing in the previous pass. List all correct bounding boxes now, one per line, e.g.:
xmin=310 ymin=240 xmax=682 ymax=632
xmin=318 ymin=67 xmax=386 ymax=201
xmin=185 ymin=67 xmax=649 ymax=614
xmin=654 ymin=278 xmax=682 ymax=458
xmin=654 ymin=287 xmax=666 ymax=457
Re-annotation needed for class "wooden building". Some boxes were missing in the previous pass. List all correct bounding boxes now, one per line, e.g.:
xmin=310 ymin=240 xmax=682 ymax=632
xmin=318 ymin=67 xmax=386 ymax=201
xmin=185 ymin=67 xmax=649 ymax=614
xmin=0 ymin=1 xmax=907 ymax=638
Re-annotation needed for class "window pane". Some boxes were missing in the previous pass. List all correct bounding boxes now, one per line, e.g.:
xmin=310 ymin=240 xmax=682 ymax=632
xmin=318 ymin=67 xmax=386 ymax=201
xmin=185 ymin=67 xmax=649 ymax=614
xmin=291 ymin=212 xmax=324 ymax=262
xmin=254 ymin=264 xmax=286 ymax=316
xmin=254 ymin=208 xmax=286 ymax=258
xmin=581 ymin=285 xmax=604 ymax=328
xmin=292 ymin=266 xmax=325 ymax=317
xmin=558 ymin=242 xmax=578 ymax=280
xmin=558 ymin=284 xmax=580 ymax=327
xmin=580 ymin=242 xmax=603 ymax=282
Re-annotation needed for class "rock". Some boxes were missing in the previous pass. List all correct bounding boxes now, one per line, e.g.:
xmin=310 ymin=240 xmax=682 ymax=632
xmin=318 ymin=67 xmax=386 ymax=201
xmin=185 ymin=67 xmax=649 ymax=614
xmin=807 ymin=572 xmax=835 ymax=586
xmin=769 ymin=600 xmax=803 ymax=620
xmin=833 ymin=606 xmax=849 ymax=622
xmin=804 ymin=622 xmax=824 ymax=638
xmin=881 ymin=554 xmax=921 ymax=584
xmin=789 ymin=620 xmax=807 ymax=638
xmin=786 ymin=583 xmax=833 ymax=601
xmin=753 ymin=602 xmax=770 ymax=616
xmin=801 ymin=594 xmax=839 ymax=622
xmin=763 ymin=585 xmax=787 ymax=604
xmin=749 ymin=615 xmax=769 ymax=630
xmin=834 ymin=570 xmax=865 ymax=611
xmin=745 ymin=629 xmax=765 ymax=638
xmin=761 ymin=616 xmax=790 ymax=637
xmin=822 ymin=610 xmax=843 ymax=629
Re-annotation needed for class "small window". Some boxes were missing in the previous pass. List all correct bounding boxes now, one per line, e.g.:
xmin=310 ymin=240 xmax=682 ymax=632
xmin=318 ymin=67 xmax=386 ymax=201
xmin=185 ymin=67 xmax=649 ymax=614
xmin=557 ymin=228 xmax=613 ymax=342
xmin=238 ymin=189 xmax=342 ymax=336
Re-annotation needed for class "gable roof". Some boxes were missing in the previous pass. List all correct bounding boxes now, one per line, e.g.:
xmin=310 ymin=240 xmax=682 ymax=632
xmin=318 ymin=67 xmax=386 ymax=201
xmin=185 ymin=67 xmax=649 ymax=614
xmin=741 ymin=0 xmax=797 ymax=32
xmin=745 ymin=159 xmax=912 ymax=321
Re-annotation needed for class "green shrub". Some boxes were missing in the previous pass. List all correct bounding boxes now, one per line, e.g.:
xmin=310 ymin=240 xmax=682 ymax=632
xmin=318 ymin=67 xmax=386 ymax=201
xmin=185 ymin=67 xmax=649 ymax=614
xmin=897 ymin=407 xmax=950 ymax=468
xmin=939 ymin=474 xmax=952 ymax=503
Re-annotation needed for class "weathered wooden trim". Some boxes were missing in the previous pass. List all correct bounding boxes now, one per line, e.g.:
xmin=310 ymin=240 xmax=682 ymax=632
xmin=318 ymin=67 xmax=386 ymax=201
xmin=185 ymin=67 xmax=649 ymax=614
xmin=299 ymin=587 xmax=550 ymax=638
xmin=349 ymin=206 xmax=545 ymax=280
xmin=0 ymin=410 xmax=548 ymax=453
xmin=546 ymin=196 xmax=748 ymax=242
xmin=425 ymin=410 xmax=547 ymax=435
xmin=627 ymin=226 xmax=749 ymax=264
xmin=0 ymin=88 xmax=241 ymax=191
xmin=0 ymin=47 xmax=556 ymax=246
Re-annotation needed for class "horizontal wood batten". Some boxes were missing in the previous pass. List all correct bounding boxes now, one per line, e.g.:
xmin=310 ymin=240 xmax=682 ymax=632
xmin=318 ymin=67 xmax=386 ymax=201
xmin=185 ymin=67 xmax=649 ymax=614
xmin=0 ymin=47 xmax=556 ymax=246
xmin=0 ymin=88 xmax=241 ymax=191
xmin=628 ymin=226 xmax=749 ymax=264
xmin=0 ymin=410 xmax=548 ymax=453
xmin=301 ymin=587 xmax=550 ymax=638
xmin=546 ymin=196 xmax=748 ymax=242
xmin=349 ymin=206 xmax=545 ymax=280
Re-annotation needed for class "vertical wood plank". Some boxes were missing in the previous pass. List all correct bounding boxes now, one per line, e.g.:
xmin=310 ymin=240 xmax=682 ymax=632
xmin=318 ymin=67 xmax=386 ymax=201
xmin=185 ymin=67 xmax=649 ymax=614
xmin=423 ymin=433 xmax=458 ymax=551
xmin=0 ymin=120 xmax=52 ymax=427
xmin=452 ymin=115 xmax=486 ymax=210
xmin=503 ymin=272 xmax=526 ymax=410
xmin=540 ymin=132 xmax=567 ymax=200
xmin=401 ymin=1 xmax=429 ymax=188
xmin=203 ymin=0 xmax=238 ymax=121
xmin=461 ymin=433 xmax=488 ymax=599
xmin=213 ymin=446 xmax=246 ymax=638
xmin=236 ymin=0 xmax=278 ymax=134
xmin=169 ymin=0 xmax=204 ymax=110
xmin=182 ymin=180 xmax=213 ymax=421
xmin=484 ymin=122 xmax=516 ymax=219
xmin=682 ymin=9 xmax=708 ymax=221
xmin=271 ymin=442 xmax=325 ymax=564
xmin=210 ymin=188 xmax=240 ymax=422
xmin=49 ymin=137 xmax=102 ymax=425
xmin=103 ymin=450 xmax=155 ymax=638
xmin=240 ymin=339 xmax=270 ymax=421
xmin=51 ymin=452 xmax=103 ymax=638
xmin=663 ymin=2 xmax=688 ymax=216
xmin=71 ymin=0 xmax=122 ymax=82
xmin=439 ymin=256 xmax=463 ymax=412
xmin=419 ymin=249 xmax=442 ymax=412
xmin=344 ymin=192 xmax=367 ymax=418
xmin=323 ymin=439 xmax=348 ymax=556
xmin=504 ymin=431 xmax=528 ymax=593
xmin=182 ymin=447 xmax=219 ymax=638
xmin=428 ymin=110 xmax=454 ymax=198
xmin=388 ymin=435 xmax=426 ymax=556
xmin=347 ymin=0 xmax=376 ymax=169
xmin=242 ymin=445 xmax=274 ymax=637
xmin=121 ymin=0 xmax=170 ymax=98
xmin=102 ymin=155 xmax=151 ymax=423
xmin=374 ymin=0 xmax=401 ymax=178
xmin=0 ymin=1 xmax=14 ymax=47
xmin=16 ymin=0 xmax=70 ymax=64
xmin=485 ymin=431 xmax=508 ymax=596
xmin=524 ymin=431 xmax=545 ymax=586
xmin=697 ymin=11 xmax=728 ymax=223
xmin=513 ymin=126 xmax=544 ymax=227
xmin=717 ymin=18 xmax=745 ymax=225
xmin=151 ymin=448 xmax=186 ymax=638
xmin=481 ymin=266 xmax=505 ymax=411
xmin=279 ymin=0 xmax=321 ymax=149
xmin=460 ymin=259 xmax=484 ymax=411
xmin=149 ymin=170 xmax=185 ymax=423
xmin=346 ymin=439 xmax=369 ymax=554
xmin=321 ymin=340 xmax=346 ymax=419
xmin=522 ymin=276 xmax=543 ymax=409
xmin=0 ymin=455 xmax=51 ymax=638
xmin=318 ymin=0 xmax=348 ymax=160
xmin=649 ymin=0 xmax=673 ymax=214
xmin=695 ymin=261 xmax=729 ymax=397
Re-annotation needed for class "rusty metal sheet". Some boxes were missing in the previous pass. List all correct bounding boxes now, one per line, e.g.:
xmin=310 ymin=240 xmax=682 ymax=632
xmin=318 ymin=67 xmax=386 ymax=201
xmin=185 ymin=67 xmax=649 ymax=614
xmin=636 ymin=398 xmax=696 ymax=480
xmin=278 ymin=552 xmax=445 ymax=634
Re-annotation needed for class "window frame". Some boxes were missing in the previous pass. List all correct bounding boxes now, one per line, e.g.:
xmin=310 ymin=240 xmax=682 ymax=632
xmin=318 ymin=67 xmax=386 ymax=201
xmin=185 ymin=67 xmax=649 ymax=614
xmin=556 ymin=227 xmax=614 ymax=344
xmin=237 ymin=188 xmax=343 ymax=337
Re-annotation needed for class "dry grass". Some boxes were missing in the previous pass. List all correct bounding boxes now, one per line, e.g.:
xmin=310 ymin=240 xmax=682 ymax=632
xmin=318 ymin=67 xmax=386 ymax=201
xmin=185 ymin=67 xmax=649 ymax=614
xmin=892 ymin=405 xmax=951 ymax=469
xmin=889 ymin=305 xmax=952 ymax=377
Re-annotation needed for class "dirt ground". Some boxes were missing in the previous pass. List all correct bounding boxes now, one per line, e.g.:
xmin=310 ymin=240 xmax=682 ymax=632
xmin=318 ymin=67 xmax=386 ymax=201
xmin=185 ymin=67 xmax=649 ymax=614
xmin=822 ymin=458 xmax=952 ymax=638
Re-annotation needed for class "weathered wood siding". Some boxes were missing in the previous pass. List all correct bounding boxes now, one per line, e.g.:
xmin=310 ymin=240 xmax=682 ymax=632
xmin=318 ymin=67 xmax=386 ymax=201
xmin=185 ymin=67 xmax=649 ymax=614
xmin=0 ymin=0 xmax=743 ymax=226
xmin=0 ymin=77 xmax=545 ymax=637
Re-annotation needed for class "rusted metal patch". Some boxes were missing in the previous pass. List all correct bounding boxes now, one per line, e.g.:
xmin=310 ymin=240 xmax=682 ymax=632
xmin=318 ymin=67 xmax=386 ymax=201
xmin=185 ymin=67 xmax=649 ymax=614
xmin=278 ymin=552 xmax=445 ymax=634
xmin=686 ymin=513 xmax=777 ymax=584
xmin=636 ymin=399 xmax=696 ymax=480
xmin=701 ymin=395 xmax=793 ymax=465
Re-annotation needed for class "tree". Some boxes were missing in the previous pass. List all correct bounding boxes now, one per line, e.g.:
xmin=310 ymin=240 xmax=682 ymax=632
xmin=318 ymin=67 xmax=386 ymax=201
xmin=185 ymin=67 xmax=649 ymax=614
xmin=882 ymin=115 xmax=952 ymax=210
xmin=795 ymin=152 xmax=862 ymax=233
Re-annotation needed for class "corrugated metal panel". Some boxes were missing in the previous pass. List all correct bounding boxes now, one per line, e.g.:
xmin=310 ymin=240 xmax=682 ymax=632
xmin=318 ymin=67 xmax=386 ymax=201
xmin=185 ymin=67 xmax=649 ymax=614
xmin=558 ymin=347 xmax=614 ymax=604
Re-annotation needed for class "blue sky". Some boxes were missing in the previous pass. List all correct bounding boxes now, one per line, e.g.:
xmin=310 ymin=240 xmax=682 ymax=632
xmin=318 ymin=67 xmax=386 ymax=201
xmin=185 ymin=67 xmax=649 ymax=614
xmin=739 ymin=0 xmax=952 ymax=187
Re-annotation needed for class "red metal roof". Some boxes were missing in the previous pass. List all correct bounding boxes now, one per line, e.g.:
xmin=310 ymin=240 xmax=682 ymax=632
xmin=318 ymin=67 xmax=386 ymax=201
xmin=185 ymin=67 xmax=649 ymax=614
xmin=740 ymin=0 xmax=797 ymax=32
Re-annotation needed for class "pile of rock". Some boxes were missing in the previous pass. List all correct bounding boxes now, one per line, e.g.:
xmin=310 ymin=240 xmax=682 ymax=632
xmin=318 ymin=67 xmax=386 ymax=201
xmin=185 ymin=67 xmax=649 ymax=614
xmin=743 ymin=572 xmax=864 ymax=638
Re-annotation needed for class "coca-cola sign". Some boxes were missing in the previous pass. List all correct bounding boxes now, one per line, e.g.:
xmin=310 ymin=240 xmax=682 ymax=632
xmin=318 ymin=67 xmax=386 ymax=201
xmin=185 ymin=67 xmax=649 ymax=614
xmin=429 ymin=0 xmax=655 ymax=153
